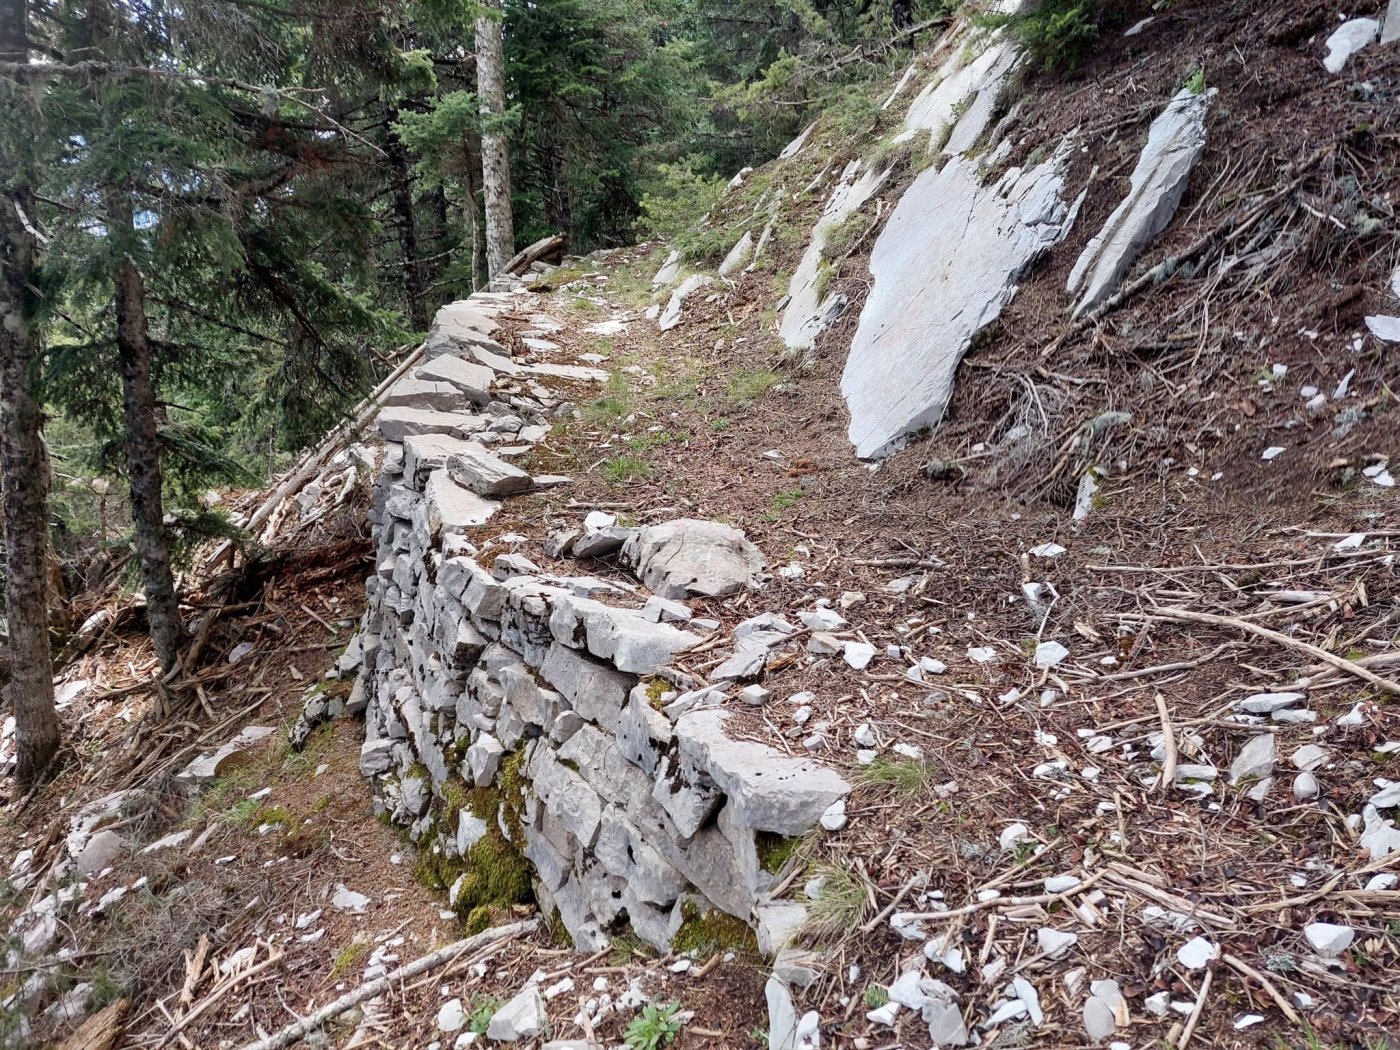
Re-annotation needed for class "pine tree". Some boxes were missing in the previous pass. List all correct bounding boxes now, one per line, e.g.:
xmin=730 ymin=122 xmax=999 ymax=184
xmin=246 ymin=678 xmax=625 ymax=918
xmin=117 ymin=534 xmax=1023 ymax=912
xmin=476 ymin=0 xmax=515 ymax=277
xmin=0 ymin=0 xmax=60 ymax=787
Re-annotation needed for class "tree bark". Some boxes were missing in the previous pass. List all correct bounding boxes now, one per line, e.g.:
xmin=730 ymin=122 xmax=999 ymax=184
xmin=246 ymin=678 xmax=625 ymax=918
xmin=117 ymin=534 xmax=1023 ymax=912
xmin=475 ymin=0 xmax=514 ymax=278
xmin=385 ymin=104 xmax=428 ymax=329
xmin=1 ymin=0 xmax=60 ymax=789
xmin=108 ymin=197 xmax=183 ymax=678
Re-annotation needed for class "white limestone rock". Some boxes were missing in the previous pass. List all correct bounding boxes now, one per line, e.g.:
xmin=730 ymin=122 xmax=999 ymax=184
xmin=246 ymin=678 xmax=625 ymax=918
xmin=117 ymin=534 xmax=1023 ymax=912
xmin=1067 ymin=87 xmax=1212 ymax=318
xmin=1323 ymin=18 xmax=1379 ymax=74
xmin=674 ymin=707 xmax=850 ymax=836
xmin=779 ymin=161 xmax=889 ymax=351
xmin=487 ymin=985 xmax=547 ymax=1042
xmin=659 ymin=274 xmax=714 ymax=332
xmin=1304 ymin=922 xmax=1355 ymax=958
xmin=652 ymin=249 xmax=682 ymax=289
xmin=447 ymin=446 xmax=532 ymax=497
xmin=842 ymin=141 xmax=1079 ymax=459
xmin=178 ymin=725 xmax=276 ymax=783
xmin=414 ymin=354 xmax=495 ymax=405
xmin=1229 ymin=734 xmax=1275 ymax=786
xmin=718 ymin=231 xmax=755 ymax=278
xmin=622 ymin=519 xmax=765 ymax=600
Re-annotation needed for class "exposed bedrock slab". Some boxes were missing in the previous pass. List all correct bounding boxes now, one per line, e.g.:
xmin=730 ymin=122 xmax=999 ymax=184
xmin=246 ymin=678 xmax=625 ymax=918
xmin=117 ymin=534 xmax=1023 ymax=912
xmin=899 ymin=34 xmax=1020 ymax=158
xmin=718 ymin=231 xmax=755 ymax=278
xmin=778 ymin=161 xmax=888 ymax=351
xmin=659 ymin=274 xmax=713 ymax=332
xmin=622 ymin=519 xmax=766 ymax=600
xmin=1067 ymin=87 xmax=1213 ymax=319
xmin=675 ymin=708 xmax=851 ymax=836
xmin=842 ymin=141 xmax=1080 ymax=459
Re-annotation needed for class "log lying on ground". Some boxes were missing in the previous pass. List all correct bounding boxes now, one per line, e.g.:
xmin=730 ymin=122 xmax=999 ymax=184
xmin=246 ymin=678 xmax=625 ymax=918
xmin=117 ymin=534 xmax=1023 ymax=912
xmin=504 ymin=233 xmax=567 ymax=275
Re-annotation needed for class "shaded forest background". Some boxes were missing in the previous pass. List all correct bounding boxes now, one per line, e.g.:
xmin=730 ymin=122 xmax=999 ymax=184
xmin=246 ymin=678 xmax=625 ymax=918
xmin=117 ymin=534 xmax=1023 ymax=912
xmin=6 ymin=0 xmax=953 ymax=558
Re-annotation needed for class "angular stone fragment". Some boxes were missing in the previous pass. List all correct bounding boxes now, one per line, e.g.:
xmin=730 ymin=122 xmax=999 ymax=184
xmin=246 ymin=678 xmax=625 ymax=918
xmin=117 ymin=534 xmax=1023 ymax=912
xmin=486 ymin=985 xmax=547 ymax=1042
xmin=1067 ymin=87 xmax=1212 ymax=319
xmin=623 ymin=519 xmax=766 ymax=599
xmin=448 ymin=446 xmax=532 ymax=496
xmin=674 ymin=708 xmax=850 ymax=835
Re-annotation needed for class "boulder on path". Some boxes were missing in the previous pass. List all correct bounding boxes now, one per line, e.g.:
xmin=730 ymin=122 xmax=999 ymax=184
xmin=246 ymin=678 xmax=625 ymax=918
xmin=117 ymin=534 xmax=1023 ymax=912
xmin=1067 ymin=87 xmax=1212 ymax=319
xmin=622 ymin=519 xmax=765 ymax=600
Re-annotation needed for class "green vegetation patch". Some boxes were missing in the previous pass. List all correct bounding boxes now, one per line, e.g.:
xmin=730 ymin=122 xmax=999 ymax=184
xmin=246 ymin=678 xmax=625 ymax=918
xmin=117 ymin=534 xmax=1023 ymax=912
xmin=671 ymin=900 xmax=758 ymax=956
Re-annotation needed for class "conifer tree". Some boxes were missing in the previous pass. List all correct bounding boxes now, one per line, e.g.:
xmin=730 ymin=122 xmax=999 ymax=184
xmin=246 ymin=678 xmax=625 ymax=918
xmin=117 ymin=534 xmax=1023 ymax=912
xmin=0 ymin=0 xmax=60 ymax=788
xmin=476 ymin=0 xmax=515 ymax=277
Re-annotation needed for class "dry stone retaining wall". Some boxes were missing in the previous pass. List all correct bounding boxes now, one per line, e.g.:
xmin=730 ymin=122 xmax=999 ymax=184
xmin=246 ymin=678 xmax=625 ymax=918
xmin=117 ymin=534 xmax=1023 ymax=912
xmin=354 ymin=290 xmax=850 ymax=958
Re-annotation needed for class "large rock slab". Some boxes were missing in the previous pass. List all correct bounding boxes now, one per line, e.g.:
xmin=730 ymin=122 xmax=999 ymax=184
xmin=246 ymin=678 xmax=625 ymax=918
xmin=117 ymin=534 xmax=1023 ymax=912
xmin=377 ymin=406 xmax=486 ymax=442
xmin=448 ymin=446 xmax=532 ymax=496
xmin=413 ymin=355 xmax=496 ymax=405
xmin=842 ymin=141 xmax=1079 ymax=459
xmin=1067 ymin=87 xmax=1212 ymax=319
xmin=380 ymin=377 xmax=473 ymax=413
xmin=622 ymin=519 xmax=765 ymax=600
xmin=675 ymin=708 xmax=850 ymax=835
xmin=779 ymin=161 xmax=888 ymax=351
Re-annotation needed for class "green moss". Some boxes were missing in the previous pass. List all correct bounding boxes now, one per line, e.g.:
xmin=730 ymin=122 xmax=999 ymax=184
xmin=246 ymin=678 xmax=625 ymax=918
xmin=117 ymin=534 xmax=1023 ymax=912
xmin=440 ymin=774 xmax=472 ymax=819
xmin=646 ymin=677 xmax=671 ymax=709
xmin=755 ymin=832 xmax=804 ymax=875
xmin=330 ymin=940 xmax=368 ymax=978
xmin=451 ymin=832 xmax=533 ymax=924
xmin=671 ymin=900 xmax=758 ymax=956
xmin=497 ymin=749 xmax=528 ymax=847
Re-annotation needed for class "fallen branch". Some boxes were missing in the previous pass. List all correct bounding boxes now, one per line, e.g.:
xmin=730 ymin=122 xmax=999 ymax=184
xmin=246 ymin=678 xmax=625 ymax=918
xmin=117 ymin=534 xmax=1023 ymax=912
xmin=236 ymin=919 xmax=538 ymax=1050
xmin=1220 ymin=952 xmax=1302 ymax=1027
xmin=1153 ymin=692 xmax=1178 ymax=795
xmin=1121 ymin=606 xmax=1400 ymax=697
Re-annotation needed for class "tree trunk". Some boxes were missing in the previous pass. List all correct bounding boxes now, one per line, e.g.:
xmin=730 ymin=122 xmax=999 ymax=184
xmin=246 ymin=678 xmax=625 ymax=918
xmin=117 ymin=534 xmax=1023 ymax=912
xmin=0 ymin=0 xmax=60 ymax=788
xmin=385 ymin=104 xmax=428 ymax=329
xmin=108 ymin=198 xmax=183 ymax=678
xmin=475 ymin=0 xmax=514 ymax=278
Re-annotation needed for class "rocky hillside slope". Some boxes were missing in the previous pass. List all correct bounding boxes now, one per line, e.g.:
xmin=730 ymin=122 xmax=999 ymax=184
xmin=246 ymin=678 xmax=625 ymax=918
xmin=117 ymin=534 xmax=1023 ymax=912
xmin=5 ymin=3 xmax=1400 ymax=1049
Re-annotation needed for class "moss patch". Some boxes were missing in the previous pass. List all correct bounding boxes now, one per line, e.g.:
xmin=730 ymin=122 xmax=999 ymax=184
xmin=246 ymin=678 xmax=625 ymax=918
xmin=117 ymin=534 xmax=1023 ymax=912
xmin=755 ymin=832 xmax=804 ymax=875
xmin=671 ymin=900 xmax=758 ymax=956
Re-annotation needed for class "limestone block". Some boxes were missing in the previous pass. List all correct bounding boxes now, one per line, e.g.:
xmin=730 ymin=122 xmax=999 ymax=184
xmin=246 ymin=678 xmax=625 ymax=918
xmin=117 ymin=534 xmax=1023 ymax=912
xmin=539 ymin=643 xmax=635 ymax=733
xmin=376 ymin=406 xmax=487 ymax=442
xmin=448 ymin=446 xmax=533 ymax=497
xmin=414 ymin=354 xmax=496 ymax=405
xmin=622 ymin=519 xmax=766 ymax=600
xmin=675 ymin=708 xmax=850 ymax=836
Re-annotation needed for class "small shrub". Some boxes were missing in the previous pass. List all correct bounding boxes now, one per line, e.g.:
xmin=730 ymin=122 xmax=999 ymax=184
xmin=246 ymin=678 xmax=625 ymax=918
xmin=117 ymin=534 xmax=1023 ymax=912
xmin=858 ymin=756 xmax=941 ymax=800
xmin=977 ymin=1 xmax=1108 ymax=74
xmin=625 ymin=1001 xmax=684 ymax=1050
xmin=638 ymin=163 xmax=727 ymax=241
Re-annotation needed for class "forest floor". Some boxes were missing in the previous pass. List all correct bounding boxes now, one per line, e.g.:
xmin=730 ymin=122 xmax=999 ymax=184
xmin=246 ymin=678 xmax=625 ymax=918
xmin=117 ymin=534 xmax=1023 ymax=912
xmin=5 ymin=2 xmax=1400 ymax=1048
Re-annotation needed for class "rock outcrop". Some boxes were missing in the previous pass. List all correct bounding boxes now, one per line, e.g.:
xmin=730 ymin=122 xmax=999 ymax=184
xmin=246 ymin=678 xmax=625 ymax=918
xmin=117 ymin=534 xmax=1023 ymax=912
xmin=842 ymin=141 xmax=1081 ymax=459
